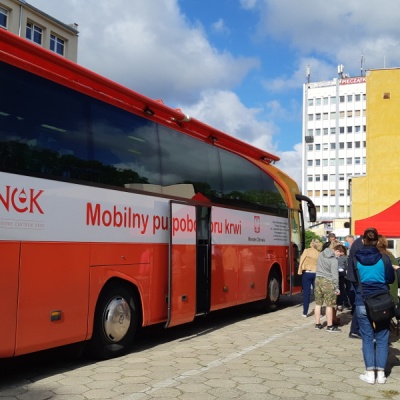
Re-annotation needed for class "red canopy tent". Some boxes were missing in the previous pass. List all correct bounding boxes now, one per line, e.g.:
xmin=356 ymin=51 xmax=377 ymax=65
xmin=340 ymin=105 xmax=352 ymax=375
xmin=354 ymin=200 xmax=400 ymax=237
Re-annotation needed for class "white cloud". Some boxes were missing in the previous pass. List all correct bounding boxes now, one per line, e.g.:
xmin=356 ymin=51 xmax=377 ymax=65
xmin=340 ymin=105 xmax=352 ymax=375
xmin=212 ymin=18 xmax=230 ymax=35
xmin=28 ymin=0 xmax=258 ymax=105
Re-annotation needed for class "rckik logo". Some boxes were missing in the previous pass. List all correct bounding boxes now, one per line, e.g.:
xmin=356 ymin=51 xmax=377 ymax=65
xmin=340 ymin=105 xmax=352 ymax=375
xmin=0 ymin=186 xmax=44 ymax=214
xmin=254 ymin=216 xmax=260 ymax=233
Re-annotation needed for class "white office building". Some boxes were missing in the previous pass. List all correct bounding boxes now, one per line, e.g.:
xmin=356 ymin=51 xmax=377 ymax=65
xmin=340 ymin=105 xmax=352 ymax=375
xmin=302 ymin=68 xmax=366 ymax=236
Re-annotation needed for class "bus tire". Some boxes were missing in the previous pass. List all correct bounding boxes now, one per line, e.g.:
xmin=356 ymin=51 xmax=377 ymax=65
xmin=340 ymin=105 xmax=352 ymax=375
xmin=266 ymin=269 xmax=280 ymax=309
xmin=86 ymin=283 xmax=139 ymax=360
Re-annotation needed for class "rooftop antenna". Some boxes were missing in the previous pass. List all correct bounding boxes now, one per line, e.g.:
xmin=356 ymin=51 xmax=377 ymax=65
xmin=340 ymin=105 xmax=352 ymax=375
xmin=306 ymin=65 xmax=311 ymax=83
xmin=360 ymin=55 xmax=364 ymax=76
xmin=338 ymin=64 xmax=344 ymax=79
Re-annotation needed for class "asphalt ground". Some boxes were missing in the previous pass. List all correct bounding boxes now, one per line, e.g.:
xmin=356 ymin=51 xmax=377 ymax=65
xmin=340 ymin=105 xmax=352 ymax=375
xmin=1 ymin=293 xmax=400 ymax=400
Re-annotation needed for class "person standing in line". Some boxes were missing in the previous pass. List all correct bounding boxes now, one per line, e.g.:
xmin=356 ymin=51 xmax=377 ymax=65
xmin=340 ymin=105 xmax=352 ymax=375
xmin=322 ymin=232 xmax=341 ymax=251
xmin=336 ymin=246 xmax=350 ymax=311
xmin=314 ymin=243 xmax=347 ymax=332
xmin=345 ymin=234 xmax=355 ymax=249
xmin=350 ymin=228 xmax=395 ymax=384
xmin=377 ymin=235 xmax=399 ymax=305
xmin=298 ymin=238 xmax=322 ymax=318
xmin=346 ymin=235 xmax=363 ymax=339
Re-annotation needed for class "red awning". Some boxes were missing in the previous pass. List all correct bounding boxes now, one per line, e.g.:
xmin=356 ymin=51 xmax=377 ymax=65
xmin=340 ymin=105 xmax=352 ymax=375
xmin=354 ymin=200 xmax=400 ymax=237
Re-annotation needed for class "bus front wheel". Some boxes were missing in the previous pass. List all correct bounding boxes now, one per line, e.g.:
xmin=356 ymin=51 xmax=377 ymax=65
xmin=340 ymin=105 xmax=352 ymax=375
xmin=86 ymin=284 xmax=139 ymax=359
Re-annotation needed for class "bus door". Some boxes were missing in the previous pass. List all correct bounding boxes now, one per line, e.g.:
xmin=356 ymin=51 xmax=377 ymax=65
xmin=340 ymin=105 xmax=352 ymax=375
xmin=166 ymin=201 xmax=197 ymax=328
xmin=289 ymin=209 xmax=303 ymax=292
xmin=195 ymin=206 xmax=212 ymax=315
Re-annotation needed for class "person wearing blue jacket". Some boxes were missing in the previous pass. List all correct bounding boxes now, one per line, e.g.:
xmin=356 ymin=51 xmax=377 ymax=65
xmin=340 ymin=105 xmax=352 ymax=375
xmin=351 ymin=227 xmax=395 ymax=385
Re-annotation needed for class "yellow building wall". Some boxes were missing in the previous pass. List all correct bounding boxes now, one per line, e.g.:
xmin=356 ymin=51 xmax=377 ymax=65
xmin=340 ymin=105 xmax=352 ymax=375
xmin=352 ymin=69 xmax=400 ymax=232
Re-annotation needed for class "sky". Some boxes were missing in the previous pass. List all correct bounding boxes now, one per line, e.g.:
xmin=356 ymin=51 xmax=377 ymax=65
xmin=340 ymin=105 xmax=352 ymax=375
xmin=26 ymin=0 xmax=400 ymax=188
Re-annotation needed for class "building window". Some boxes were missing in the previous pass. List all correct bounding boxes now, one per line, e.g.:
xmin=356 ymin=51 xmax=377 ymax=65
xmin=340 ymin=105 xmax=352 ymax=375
xmin=322 ymin=143 xmax=328 ymax=151
xmin=331 ymin=96 xmax=337 ymax=104
xmin=347 ymin=142 xmax=352 ymax=148
xmin=346 ymin=157 xmax=352 ymax=165
xmin=308 ymin=129 xmax=313 ymax=136
xmin=330 ymin=143 xmax=336 ymax=150
xmin=308 ymin=114 xmax=313 ymax=121
xmin=363 ymin=94 xmax=366 ymax=101
xmin=355 ymin=110 xmax=361 ymax=117
xmin=340 ymin=127 xmax=345 ymax=134
xmin=323 ymin=206 xmax=328 ymax=213
xmin=340 ymin=96 xmax=345 ymax=103
xmin=355 ymin=94 xmax=361 ymax=101
xmin=315 ymin=190 xmax=320 ymax=196
xmin=355 ymin=125 xmax=361 ymax=132
xmin=315 ymin=159 xmax=321 ymax=166
xmin=0 ymin=6 xmax=8 ymax=29
xmin=316 ymin=113 xmax=321 ymax=120
xmin=363 ymin=125 xmax=366 ymax=132
xmin=323 ymin=97 xmax=329 ymax=105
xmin=323 ymin=128 xmax=328 ymax=135
xmin=355 ymin=157 xmax=361 ymax=165
xmin=323 ymin=159 xmax=328 ymax=166
xmin=340 ymin=111 xmax=345 ymax=119
xmin=323 ymin=190 xmax=328 ymax=197
xmin=330 ymin=190 xmax=336 ymax=196
xmin=347 ymin=126 xmax=352 ymax=133
xmin=363 ymin=141 xmax=366 ymax=147
xmin=323 ymin=113 xmax=329 ymax=120
xmin=307 ymin=144 xmax=313 ymax=151
xmin=330 ymin=112 xmax=336 ymax=119
xmin=307 ymin=190 xmax=313 ymax=197
xmin=307 ymin=160 xmax=313 ymax=166
xmin=315 ymin=128 xmax=321 ymax=136
xmin=331 ymin=206 xmax=336 ymax=213
xmin=307 ymin=175 xmax=313 ymax=182
xmin=338 ymin=158 xmax=344 ymax=166
xmin=316 ymin=98 xmax=321 ymax=106
xmin=355 ymin=141 xmax=361 ymax=148
xmin=339 ymin=174 xmax=344 ymax=181
xmin=323 ymin=174 xmax=328 ymax=181
xmin=315 ymin=175 xmax=321 ymax=182
xmin=315 ymin=144 xmax=321 ymax=150
xmin=330 ymin=158 xmax=336 ymax=166
xmin=50 ymin=33 xmax=65 ymax=56
xmin=340 ymin=206 xmax=344 ymax=212
xmin=363 ymin=157 xmax=366 ymax=164
xmin=308 ymin=99 xmax=314 ymax=106
xmin=331 ymin=127 xmax=336 ymax=135
xmin=339 ymin=190 xmax=345 ymax=197
xmin=330 ymin=174 xmax=336 ymax=181
xmin=26 ymin=21 xmax=43 ymax=45
xmin=339 ymin=142 xmax=344 ymax=149
xmin=347 ymin=110 xmax=353 ymax=118
xmin=347 ymin=95 xmax=353 ymax=102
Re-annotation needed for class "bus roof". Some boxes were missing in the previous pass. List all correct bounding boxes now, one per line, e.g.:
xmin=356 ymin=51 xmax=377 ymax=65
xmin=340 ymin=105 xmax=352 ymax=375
xmin=0 ymin=29 xmax=280 ymax=165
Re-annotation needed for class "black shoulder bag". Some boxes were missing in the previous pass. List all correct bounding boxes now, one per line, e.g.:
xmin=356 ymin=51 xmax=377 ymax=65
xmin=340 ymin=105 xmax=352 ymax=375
xmin=355 ymin=266 xmax=395 ymax=323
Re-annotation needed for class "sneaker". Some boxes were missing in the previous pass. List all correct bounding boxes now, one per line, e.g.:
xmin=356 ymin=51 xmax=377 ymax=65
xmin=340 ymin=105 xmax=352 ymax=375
xmin=315 ymin=323 xmax=323 ymax=330
xmin=359 ymin=371 xmax=375 ymax=384
xmin=326 ymin=325 xmax=341 ymax=333
xmin=337 ymin=306 xmax=343 ymax=311
xmin=302 ymin=314 xmax=307 ymax=318
xmin=376 ymin=372 xmax=386 ymax=384
xmin=349 ymin=332 xmax=362 ymax=339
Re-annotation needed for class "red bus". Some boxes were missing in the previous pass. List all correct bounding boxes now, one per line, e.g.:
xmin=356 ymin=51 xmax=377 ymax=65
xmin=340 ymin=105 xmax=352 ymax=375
xmin=0 ymin=29 xmax=316 ymax=359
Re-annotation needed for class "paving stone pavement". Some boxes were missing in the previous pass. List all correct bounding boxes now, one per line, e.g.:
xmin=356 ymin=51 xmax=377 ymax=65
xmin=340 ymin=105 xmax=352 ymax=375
xmin=1 ymin=295 xmax=400 ymax=400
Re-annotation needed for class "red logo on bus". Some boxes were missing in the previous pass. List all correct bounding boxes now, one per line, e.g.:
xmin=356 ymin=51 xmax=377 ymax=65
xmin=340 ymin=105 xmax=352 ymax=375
xmin=254 ymin=216 xmax=260 ymax=233
xmin=0 ymin=186 xmax=44 ymax=214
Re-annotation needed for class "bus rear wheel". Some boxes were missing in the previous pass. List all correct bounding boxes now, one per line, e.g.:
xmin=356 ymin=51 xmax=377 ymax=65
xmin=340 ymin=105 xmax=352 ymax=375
xmin=266 ymin=270 xmax=280 ymax=309
xmin=86 ymin=284 xmax=139 ymax=359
